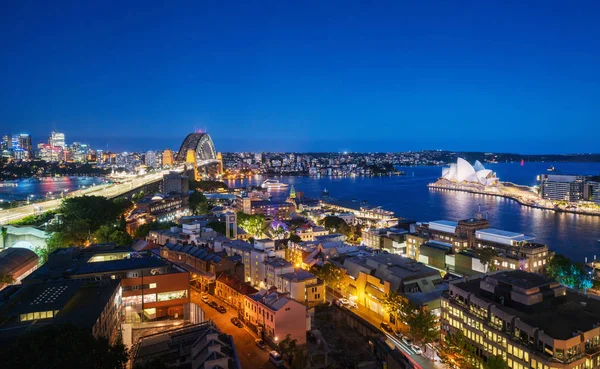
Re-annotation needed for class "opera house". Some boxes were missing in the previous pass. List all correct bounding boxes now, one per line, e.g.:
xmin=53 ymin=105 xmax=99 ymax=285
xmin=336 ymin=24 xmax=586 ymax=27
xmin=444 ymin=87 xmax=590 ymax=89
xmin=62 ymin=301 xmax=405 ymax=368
xmin=441 ymin=158 xmax=498 ymax=186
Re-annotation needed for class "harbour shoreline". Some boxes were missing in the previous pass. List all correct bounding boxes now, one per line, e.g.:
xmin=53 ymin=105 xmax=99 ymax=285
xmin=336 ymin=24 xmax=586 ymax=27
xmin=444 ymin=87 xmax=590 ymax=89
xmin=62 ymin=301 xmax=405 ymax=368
xmin=428 ymin=181 xmax=600 ymax=217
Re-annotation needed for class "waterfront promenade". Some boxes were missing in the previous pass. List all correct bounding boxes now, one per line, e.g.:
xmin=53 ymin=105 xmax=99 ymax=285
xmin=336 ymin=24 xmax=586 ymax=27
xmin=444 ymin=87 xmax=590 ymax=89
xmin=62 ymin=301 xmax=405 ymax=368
xmin=428 ymin=179 xmax=600 ymax=216
xmin=0 ymin=171 xmax=167 ymax=225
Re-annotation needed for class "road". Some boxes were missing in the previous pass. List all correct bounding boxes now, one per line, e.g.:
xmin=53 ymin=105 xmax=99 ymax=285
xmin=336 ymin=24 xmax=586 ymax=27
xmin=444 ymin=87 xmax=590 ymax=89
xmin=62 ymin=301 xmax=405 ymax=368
xmin=0 ymin=171 xmax=168 ymax=225
xmin=326 ymin=293 xmax=444 ymax=369
xmin=190 ymin=289 xmax=276 ymax=369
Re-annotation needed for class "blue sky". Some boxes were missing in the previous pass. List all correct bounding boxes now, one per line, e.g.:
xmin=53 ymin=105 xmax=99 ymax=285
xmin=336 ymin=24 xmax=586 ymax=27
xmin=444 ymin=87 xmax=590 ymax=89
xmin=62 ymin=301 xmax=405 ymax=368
xmin=1 ymin=1 xmax=599 ymax=153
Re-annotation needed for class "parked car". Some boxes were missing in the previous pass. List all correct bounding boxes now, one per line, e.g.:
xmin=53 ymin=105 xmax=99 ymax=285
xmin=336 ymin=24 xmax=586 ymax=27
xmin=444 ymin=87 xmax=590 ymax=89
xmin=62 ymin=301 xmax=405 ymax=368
xmin=411 ymin=344 xmax=423 ymax=355
xmin=255 ymin=339 xmax=267 ymax=350
xmin=379 ymin=322 xmax=393 ymax=333
xmin=337 ymin=298 xmax=349 ymax=306
xmin=402 ymin=335 xmax=412 ymax=345
xmin=235 ymin=321 xmax=243 ymax=328
xmin=230 ymin=317 xmax=239 ymax=325
xmin=201 ymin=294 xmax=209 ymax=303
xmin=393 ymin=330 xmax=403 ymax=339
xmin=208 ymin=301 xmax=218 ymax=308
xmin=269 ymin=351 xmax=285 ymax=367
xmin=217 ymin=305 xmax=226 ymax=314
xmin=347 ymin=300 xmax=358 ymax=309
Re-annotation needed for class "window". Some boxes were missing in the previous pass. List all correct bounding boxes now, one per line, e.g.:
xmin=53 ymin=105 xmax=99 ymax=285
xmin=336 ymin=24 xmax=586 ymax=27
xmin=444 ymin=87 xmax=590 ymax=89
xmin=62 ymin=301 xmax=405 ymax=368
xmin=132 ymin=272 xmax=139 ymax=277
xmin=149 ymin=283 xmax=157 ymax=289
xmin=157 ymin=290 xmax=188 ymax=302
xmin=144 ymin=294 xmax=157 ymax=303
xmin=132 ymin=285 xmax=139 ymax=290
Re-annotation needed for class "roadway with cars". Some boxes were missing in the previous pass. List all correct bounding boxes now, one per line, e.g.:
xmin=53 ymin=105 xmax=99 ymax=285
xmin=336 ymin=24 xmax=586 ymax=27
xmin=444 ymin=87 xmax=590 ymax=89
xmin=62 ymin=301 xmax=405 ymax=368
xmin=190 ymin=289 xmax=279 ymax=369
xmin=0 ymin=171 xmax=168 ymax=225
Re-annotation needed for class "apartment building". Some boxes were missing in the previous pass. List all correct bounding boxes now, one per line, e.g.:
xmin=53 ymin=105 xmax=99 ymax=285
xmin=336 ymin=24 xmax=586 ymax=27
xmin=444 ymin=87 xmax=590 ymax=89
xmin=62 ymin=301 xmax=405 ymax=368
xmin=442 ymin=270 xmax=600 ymax=369
xmin=276 ymin=269 xmax=326 ymax=307
xmin=215 ymin=273 xmax=257 ymax=311
xmin=243 ymin=288 xmax=308 ymax=346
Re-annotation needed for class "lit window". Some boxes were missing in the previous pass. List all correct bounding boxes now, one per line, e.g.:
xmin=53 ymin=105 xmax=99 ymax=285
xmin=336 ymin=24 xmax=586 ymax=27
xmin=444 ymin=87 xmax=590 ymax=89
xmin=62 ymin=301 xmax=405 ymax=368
xmin=149 ymin=283 xmax=157 ymax=289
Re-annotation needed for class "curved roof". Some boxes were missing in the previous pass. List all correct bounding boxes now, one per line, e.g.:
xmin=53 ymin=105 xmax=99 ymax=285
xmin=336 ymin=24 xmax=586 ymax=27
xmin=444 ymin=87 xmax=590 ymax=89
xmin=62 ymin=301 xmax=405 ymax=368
xmin=0 ymin=247 xmax=39 ymax=278
xmin=442 ymin=158 xmax=498 ymax=185
xmin=456 ymin=158 xmax=477 ymax=182
xmin=176 ymin=133 xmax=217 ymax=162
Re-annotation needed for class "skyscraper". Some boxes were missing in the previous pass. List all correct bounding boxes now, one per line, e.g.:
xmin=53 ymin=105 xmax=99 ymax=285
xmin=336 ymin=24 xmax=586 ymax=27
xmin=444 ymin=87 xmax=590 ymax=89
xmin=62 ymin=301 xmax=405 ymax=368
xmin=145 ymin=150 xmax=157 ymax=168
xmin=1 ymin=135 xmax=11 ymax=151
xmin=162 ymin=149 xmax=174 ymax=166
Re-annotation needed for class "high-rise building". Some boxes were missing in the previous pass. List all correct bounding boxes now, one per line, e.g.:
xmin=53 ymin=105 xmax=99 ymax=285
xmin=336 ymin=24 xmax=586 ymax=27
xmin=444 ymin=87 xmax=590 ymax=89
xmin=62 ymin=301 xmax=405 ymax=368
xmin=162 ymin=149 xmax=174 ymax=166
xmin=1 ymin=135 xmax=11 ymax=151
xmin=442 ymin=270 xmax=600 ymax=369
xmin=539 ymin=174 xmax=587 ymax=202
xmin=145 ymin=150 xmax=157 ymax=168
xmin=49 ymin=131 xmax=65 ymax=149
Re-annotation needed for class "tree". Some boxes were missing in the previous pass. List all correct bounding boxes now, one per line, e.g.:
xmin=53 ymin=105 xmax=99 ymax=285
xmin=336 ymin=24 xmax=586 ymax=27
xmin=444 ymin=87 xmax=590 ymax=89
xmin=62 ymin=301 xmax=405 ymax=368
xmin=289 ymin=233 xmax=302 ymax=244
xmin=134 ymin=221 xmax=177 ymax=239
xmin=278 ymin=334 xmax=307 ymax=369
xmin=437 ymin=331 xmax=480 ymax=369
xmin=321 ymin=216 xmax=350 ymax=236
xmin=237 ymin=212 xmax=266 ymax=237
xmin=404 ymin=306 xmax=439 ymax=345
xmin=109 ymin=230 xmax=133 ymax=246
xmin=473 ymin=247 xmax=498 ymax=272
xmin=382 ymin=291 xmax=410 ymax=324
xmin=94 ymin=225 xmax=115 ymax=244
xmin=546 ymin=254 xmax=592 ymax=291
xmin=485 ymin=355 xmax=510 ymax=369
xmin=311 ymin=263 xmax=348 ymax=294
xmin=0 ymin=273 xmax=14 ymax=286
xmin=189 ymin=191 xmax=209 ymax=215
xmin=1 ymin=226 xmax=7 ymax=247
xmin=189 ymin=179 xmax=228 ymax=192
xmin=113 ymin=197 xmax=133 ymax=213
xmin=132 ymin=191 xmax=145 ymax=202
xmin=0 ymin=324 xmax=128 ymax=369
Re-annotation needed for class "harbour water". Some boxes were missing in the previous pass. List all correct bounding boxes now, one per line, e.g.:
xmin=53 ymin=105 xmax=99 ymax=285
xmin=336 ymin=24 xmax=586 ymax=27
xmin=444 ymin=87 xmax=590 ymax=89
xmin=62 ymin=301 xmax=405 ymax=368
xmin=0 ymin=177 xmax=107 ymax=202
xmin=228 ymin=162 xmax=600 ymax=262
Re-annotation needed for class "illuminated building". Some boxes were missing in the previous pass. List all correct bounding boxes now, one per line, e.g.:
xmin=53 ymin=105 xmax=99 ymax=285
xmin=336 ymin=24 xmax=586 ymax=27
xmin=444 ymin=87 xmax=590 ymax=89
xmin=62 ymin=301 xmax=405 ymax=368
xmin=162 ymin=148 xmax=174 ymax=166
xmin=538 ymin=174 xmax=600 ymax=203
xmin=144 ymin=150 xmax=157 ymax=168
xmin=215 ymin=273 xmax=257 ymax=311
xmin=276 ymin=269 xmax=325 ymax=307
xmin=442 ymin=271 xmax=600 ymax=369
xmin=442 ymin=158 xmax=498 ymax=186
xmin=0 ymin=248 xmax=39 ymax=289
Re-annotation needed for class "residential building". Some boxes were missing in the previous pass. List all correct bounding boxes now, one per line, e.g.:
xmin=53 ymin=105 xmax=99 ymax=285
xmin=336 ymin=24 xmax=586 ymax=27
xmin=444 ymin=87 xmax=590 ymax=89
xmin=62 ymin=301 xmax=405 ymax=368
xmin=442 ymin=270 xmax=600 ymax=369
xmin=295 ymin=226 xmax=329 ymax=242
xmin=133 ymin=193 xmax=189 ymax=222
xmin=362 ymin=227 xmax=408 ymax=254
xmin=0 ymin=279 xmax=121 ymax=342
xmin=214 ymin=238 xmax=285 ymax=287
xmin=276 ymin=269 xmax=325 ymax=307
xmin=131 ymin=321 xmax=241 ymax=369
xmin=148 ymin=222 xmax=217 ymax=246
xmin=161 ymin=171 xmax=189 ymax=195
xmin=343 ymin=253 xmax=443 ymax=329
xmin=243 ymin=288 xmax=308 ymax=346
xmin=264 ymin=257 xmax=294 ymax=288
xmin=247 ymin=200 xmax=296 ymax=219
xmin=215 ymin=273 xmax=257 ymax=311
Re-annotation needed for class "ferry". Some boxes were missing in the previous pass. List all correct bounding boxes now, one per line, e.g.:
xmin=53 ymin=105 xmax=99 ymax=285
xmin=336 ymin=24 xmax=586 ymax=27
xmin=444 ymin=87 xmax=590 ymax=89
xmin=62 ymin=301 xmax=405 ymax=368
xmin=547 ymin=166 xmax=556 ymax=172
xmin=260 ymin=179 xmax=289 ymax=189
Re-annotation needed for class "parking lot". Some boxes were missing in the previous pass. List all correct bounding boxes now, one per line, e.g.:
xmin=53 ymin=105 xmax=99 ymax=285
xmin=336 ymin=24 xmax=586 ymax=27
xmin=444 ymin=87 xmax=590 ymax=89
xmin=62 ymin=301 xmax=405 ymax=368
xmin=190 ymin=289 xmax=278 ymax=369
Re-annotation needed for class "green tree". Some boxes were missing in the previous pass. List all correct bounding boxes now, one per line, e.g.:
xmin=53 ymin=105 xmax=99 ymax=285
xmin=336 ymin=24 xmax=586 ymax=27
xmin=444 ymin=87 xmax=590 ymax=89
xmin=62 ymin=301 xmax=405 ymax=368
xmin=382 ymin=291 xmax=410 ymax=324
xmin=94 ymin=225 xmax=115 ymax=244
xmin=278 ymin=334 xmax=307 ymax=369
xmin=473 ymin=247 xmax=498 ymax=272
xmin=133 ymin=221 xmax=177 ymax=239
xmin=0 ymin=324 xmax=128 ymax=369
xmin=289 ymin=233 xmax=302 ymax=244
xmin=321 ymin=216 xmax=350 ymax=235
xmin=437 ymin=331 xmax=480 ymax=369
xmin=485 ymin=355 xmax=510 ymax=369
xmin=207 ymin=221 xmax=226 ymax=236
xmin=113 ymin=197 xmax=133 ymax=213
xmin=237 ymin=212 xmax=265 ymax=237
xmin=189 ymin=191 xmax=209 ymax=215
xmin=132 ymin=191 xmax=145 ymax=202
xmin=404 ymin=306 xmax=439 ymax=345
xmin=109 ymin=230 xmax=133 ymax=246
xmin=310 ymin=263 xmax=348 ymax=294
xmin=1 ymin=226 xmax=7 ymax=247
xmin=189 ymin=179 xmax=228 ymax=192
xmin=118 ymin=214 xmax=127 ymax=230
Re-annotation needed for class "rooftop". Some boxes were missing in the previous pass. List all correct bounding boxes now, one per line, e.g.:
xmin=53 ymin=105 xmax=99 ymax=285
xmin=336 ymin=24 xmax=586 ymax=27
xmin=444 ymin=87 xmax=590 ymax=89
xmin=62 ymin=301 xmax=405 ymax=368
xmin=247 ymin=289 xmax=296 ymax=311
xmin=264 ymin=257 xmax=292 ymax=268
xmin=279 ymin=269 xmax=317 ymax=282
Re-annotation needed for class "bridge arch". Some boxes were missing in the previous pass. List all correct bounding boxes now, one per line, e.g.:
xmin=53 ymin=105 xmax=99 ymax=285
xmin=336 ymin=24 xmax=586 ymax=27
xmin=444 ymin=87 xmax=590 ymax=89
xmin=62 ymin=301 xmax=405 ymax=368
xmin=176 ymin=133 xmax=217 ymax=163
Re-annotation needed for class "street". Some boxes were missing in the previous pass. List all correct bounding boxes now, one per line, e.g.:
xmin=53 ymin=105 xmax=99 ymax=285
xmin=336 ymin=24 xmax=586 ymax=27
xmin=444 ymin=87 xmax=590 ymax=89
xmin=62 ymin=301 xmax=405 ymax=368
xmin=190 ymin=289 xmax=276 ymax=369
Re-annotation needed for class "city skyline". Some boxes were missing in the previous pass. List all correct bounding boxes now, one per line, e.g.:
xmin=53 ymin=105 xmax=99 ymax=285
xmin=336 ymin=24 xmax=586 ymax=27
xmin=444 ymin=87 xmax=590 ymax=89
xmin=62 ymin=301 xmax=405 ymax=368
xmin=1 ymin=2 xmax=600 ymax=153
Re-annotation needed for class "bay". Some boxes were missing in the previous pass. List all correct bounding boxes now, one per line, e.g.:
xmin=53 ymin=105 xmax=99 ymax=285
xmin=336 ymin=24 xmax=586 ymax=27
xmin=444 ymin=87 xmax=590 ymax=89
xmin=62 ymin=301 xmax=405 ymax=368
xmin=227 ymin=162 xmax=600 ymax=263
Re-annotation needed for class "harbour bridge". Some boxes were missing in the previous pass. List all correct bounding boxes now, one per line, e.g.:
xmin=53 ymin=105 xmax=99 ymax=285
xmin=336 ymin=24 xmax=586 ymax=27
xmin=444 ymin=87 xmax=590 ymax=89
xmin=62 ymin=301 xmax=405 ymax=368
xmin=176 ymin=132 xmax=222 ymax=179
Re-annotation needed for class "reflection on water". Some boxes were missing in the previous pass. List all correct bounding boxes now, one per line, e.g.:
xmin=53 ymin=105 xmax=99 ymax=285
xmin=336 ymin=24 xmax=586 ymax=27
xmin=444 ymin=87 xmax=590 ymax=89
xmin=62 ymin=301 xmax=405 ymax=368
xmin=0 ymin=177 xmax=106 ymax=201
xmin=232 ymin=162 xmax=600 ymax=262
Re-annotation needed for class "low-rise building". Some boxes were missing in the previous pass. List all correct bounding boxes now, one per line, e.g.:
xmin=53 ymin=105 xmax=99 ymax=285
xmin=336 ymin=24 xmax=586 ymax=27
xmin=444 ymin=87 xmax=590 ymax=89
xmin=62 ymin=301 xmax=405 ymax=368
xmin=264 ymin=257 xmax=294 ymax=288
xmin=131 ymin=321 xmax=241 ymax=369
xmin=276 ymin=269 xmax=325 ymax=307
xmin=243 ymin=288 xmax=308 ymax=346
xmin=215 ymin=273 xmax=258 ymax=311
xmin=442 ymin=270 xmax=600 ymax=369
xmin=148 ymin=222 xmax=218 ymax=246
xmin=295 ymin=226 xmax=329 ymax=242
xmin=0 ymin=247 xmax=39 ymax=289
xmin=0 ymin=279 xmax=121 ymax=342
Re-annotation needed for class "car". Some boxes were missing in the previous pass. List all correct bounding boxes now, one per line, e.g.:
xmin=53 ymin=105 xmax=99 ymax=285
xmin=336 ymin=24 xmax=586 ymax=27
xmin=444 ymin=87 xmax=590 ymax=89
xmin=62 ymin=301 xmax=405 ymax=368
xmin=379 ymin=322 xmax=393 ymax=333
xmin=269 ymin=351 xmax=285 ymax=367
xmin=338 ymin=298 xmax=349 ymax=306
xmin=255 ymin=339 xmax=267 ymax=350
xmin=201 ymin=295 xmax=209 ymax=303
xmin=217 ymin=305 xmax=226 ymax=314
xmin=411 ymin=344 xmax=423 ymax=355
xmin=393 ymin=330 xmax=403 ymax=339
xmin=230 ymin=317 xmax=239 ymax=325
xmin=347 ymin=300 xmax=358 ymax=309
xmin=402 ymin=335 xmax=412 ymax=345
xmin=208 ymin=301 xmax=218 ymax=308
xmin=235 ymin=321 xmax=244 ymax=328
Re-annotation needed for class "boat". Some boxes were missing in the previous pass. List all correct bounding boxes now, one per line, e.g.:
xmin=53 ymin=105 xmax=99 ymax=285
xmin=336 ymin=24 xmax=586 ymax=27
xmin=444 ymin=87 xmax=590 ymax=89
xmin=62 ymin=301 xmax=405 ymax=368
xmin=260 ymin=179 xmax=289 ymax=189
xmin=547 ymin=166 xmax=556 ymax=172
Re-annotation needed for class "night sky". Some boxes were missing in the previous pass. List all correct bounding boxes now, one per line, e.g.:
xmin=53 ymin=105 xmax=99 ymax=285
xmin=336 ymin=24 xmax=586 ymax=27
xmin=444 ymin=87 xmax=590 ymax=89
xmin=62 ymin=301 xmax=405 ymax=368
xmin=1 ymin=1 xmax=599 ymax=153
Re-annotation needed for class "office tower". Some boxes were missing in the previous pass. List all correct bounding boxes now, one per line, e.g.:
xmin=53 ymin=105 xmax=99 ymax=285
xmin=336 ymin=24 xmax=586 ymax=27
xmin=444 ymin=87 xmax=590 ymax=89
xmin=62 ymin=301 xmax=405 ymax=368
xmin=539 ymin=174 xmax=586 ymax=202
xmin=1 ymin=135 xmax=11 ymax=151
xmin=145 ymin=150 xmax=157 ymax=168
xmin=49 ymin=131 xmax=65 ymax=149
